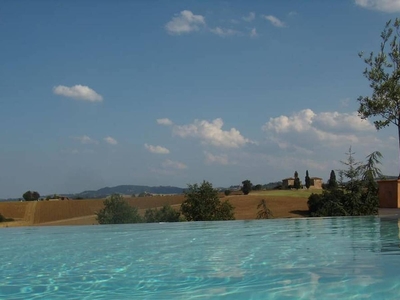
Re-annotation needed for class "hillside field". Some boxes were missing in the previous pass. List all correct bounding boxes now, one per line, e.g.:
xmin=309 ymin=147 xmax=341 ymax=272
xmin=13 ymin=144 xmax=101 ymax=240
xmin=0 ymin=190 xmax=314 ymax=227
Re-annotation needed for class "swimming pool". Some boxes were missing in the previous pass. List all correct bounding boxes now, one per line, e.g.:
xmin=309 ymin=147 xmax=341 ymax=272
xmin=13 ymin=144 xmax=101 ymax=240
xmin=1 ymin=216 xmax=399 ymax=299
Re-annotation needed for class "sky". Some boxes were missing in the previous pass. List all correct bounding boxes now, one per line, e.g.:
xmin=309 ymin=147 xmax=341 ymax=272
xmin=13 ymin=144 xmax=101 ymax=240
xmin=1 ymin=0 xmax=400 ymax=198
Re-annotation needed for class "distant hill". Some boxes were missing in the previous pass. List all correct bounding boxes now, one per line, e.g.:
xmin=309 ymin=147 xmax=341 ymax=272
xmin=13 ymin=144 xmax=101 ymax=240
xmin=73 ymin=185 xmax=184 ymax=199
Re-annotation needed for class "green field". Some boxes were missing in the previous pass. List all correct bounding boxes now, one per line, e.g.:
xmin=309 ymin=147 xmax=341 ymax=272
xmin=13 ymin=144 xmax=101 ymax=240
xmin=249 ymin=189 xmax=323 ymax=198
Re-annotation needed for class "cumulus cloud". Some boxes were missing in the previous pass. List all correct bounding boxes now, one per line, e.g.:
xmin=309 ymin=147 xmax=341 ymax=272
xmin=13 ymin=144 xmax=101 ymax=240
xmin=262 ymin=109 xmax=377 ymax=149
xmin=104 ymin=136 xmax=118 ymax=145
xmin=242 ymin=12 xmax=256 ymax=22
xmin=355 ymin=0 xmax=400 ymax=12
xmin=72 ymin=135 xmax=98 ymax=144
xmin=145 ymin=143 xmax=170 ymax=154
xmin=53 ymin=85 xmax=103 ymax=102
xmin=157 ymin=118 xmax=173 ymax=126
xmin=162 ymin=159 xmax=187 ymax=169
xmin=263 ymin=15 xmax=286 ymax=27
xmin=204 ymin=151 xmax=230 ymax=165
xmin=165 ymin=10 xmax=206 ymax=35
xmin=210 ymin=27 xmax=241 ymax=37
xmin=172 ymin=118 xmax=251 ymax=148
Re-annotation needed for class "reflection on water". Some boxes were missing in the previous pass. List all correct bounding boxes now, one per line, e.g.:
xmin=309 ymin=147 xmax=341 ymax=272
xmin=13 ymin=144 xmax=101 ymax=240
xmin=380 ymin=217 xmax=400 ymax=254
xmin=0 ymin=217 xmax=400 ymax=299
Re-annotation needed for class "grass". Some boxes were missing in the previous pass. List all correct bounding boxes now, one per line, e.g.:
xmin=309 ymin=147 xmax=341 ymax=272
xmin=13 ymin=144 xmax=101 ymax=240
xmin=249 ymin=189 xmax=323 ymax=198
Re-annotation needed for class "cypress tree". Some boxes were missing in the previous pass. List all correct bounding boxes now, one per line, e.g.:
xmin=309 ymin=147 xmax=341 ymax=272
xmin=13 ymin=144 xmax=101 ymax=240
xmin=305 ymin=170 xmax=311 ymax=189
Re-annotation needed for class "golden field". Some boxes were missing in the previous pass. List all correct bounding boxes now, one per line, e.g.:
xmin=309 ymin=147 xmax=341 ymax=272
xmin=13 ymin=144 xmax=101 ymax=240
xmin=0 ymin=192 xmax=311 ymax=227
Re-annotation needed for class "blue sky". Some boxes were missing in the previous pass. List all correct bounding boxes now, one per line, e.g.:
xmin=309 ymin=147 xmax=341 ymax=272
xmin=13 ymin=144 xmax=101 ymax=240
xmin=1 ymin=0 xmax=400 ymax=198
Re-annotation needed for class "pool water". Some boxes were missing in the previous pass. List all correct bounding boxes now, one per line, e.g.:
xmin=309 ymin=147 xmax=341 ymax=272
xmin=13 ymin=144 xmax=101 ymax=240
xmin=1 ymin=216 xmax=400 ymax=299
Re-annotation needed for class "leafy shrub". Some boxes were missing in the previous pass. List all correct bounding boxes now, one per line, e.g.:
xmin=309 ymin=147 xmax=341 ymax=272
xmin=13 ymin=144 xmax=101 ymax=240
xmin=96 ymin=194 xmax=142 ymax=224
xmin=181 ymin=181 xmax=235 ymax=221
xmin=307 ymin=149 xmax=380 ymax=217
xmin=224 ymin=190 xmax=231 ymax=196
xmin=241 ymin=180 xmax=252 ymax=195
xmin=144 ymin=205 xmax=180 ymax=223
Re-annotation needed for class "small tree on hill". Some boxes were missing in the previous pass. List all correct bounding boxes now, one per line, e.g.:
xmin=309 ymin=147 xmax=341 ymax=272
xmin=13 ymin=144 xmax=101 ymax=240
xmin=23 ymin=191 xmax=39 ymax=201
xmin=327 ymin=170 xmax=338 ymax=190
xmin=32 ymin=191 xmax=40 ymax=201
xmin=181 ymin=181 xmax=235 ymax=221
xmin=96 ymin=194 xmax=142 ymax=224
xmin=256 ymin=199 xmax=273 ymax=219
xmin=294 ymin=171 xmax=301 ymax=190
xmin=305 ymin=170 xmax=311 ymax=189
xmin=253 ymin=184 xmax=263 ymax=191
xmin=241 ymin=180 xmax=252 ymax=195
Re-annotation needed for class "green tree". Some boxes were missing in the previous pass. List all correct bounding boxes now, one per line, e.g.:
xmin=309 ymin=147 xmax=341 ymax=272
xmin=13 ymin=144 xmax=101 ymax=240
xmin=307 ymin=148 xmax=381 ymax=217
xmin=327 ymin=170 xmax=338 ymax=190
xmin=305 ymin=170 xmax=311 ymax=189
xmin=293 ymin=171 xmax=301 ymax=190
xmin=253 ymin=184 xmax=263 ymax=191
xmin=96 ymin=194 xmax=142 ymax=224
xmin=31 ymin=191 xmax=40 ymax=200
xmin=144 ymin=204 xmax=180 ymax=223
xmin=358 ymin=18 xmax=400 ymax=178
xmin=181 ymin=181 xmax=235 ymax=221
xmin=241 ymin=180 xmax=252 ymax=195
xmin=23 ymin=191 xmax=33 ymax=201
xmin=256 ymin=199 xmax=273 ymax=219
xmin=224 ymin=189 xmax=231 ymax=196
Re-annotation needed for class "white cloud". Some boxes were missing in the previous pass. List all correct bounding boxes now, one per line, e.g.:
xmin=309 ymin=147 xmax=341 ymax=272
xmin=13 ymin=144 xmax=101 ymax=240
xmin=162 ymin=159 xmax=187 ymax=169
xmin=157 ymin=118 xmax=173 ymax=126
xmin=242 ymin=12 xmax=256 ymax=22
xmin=313 ymin=111 xmax=375 ymax=132
xmin=262 ymin=109 xmax=377 ymax=149
xmin=250 ymin=28 xmax=258 ymax=38
xmin=145 ymin=143 xmax=170 ymax=154
xmin=72 ymin=135 xmax=98 ymax=144
xmin=104 ymin=136 xmax=118 ymax=145
xmin=172 ymin=118 xmax=251 ymax=148
xmin=204 ymin=151 xmax=230 ymax=165
xmin=53 ymin=85 xmax=103 ymax=102
xmin=210 ymin=27 xmax=241 ymax=37
xmin=165 ymin=10 xmax=206 ymax=35
xmin=263 ymin=15 xmax=286 ymax=27
xmin=355 ymin=0 xmax=400 ymax=12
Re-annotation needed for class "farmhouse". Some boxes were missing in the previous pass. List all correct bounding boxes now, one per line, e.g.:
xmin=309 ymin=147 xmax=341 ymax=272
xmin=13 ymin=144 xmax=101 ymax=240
xmin=282 ymin=177 xmax=295 ymax=189
xmin=281 ymin=176 xmax=323 ymax=189
xmin=309 ymin=177 xmax=323 ymax=189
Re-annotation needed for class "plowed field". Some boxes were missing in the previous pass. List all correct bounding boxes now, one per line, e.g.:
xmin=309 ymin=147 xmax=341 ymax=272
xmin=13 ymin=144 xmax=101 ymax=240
xmin=0 ymin=193 xmax=310 ymax=227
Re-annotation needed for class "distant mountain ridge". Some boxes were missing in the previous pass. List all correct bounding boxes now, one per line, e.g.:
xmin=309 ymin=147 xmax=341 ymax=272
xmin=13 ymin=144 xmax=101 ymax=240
xmin=74 ymin=185 xmax=184 ymax=199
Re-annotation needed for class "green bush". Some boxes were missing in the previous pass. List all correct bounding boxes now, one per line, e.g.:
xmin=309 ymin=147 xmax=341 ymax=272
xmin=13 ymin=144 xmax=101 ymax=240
xmin=307 ymin=149 xmax=380 ymax=217
xmin=144 ymin=204 xmax=180 ymax=223
xmin=96 ymin=194 xmax=142 ymax=224
xmin=224 ymin=190 xmax=231 ymax=196
xmin=181 ymin=181 xmax=235 ymax=221
xmin=241 ymin=180 xmax=252 ymax=195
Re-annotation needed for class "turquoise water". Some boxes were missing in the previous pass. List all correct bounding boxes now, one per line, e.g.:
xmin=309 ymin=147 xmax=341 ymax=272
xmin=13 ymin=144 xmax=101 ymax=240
xmin=1 ymin=217 xmax=400 ymax=299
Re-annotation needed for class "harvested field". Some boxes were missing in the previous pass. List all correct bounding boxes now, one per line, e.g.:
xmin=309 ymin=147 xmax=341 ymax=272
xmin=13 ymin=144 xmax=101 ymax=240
xmin=0 ymin=192 xmax=310 ymax=227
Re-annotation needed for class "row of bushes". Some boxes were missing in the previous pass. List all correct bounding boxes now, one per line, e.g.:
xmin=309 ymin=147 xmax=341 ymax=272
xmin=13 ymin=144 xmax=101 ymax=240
xmin=96 ymin=181 xmax=274 ymax=224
